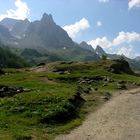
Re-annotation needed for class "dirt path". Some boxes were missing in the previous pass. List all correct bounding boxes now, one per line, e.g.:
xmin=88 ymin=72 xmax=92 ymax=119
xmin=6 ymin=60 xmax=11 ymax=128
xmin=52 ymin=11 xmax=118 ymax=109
xmin=55 ymin=88 xmax=140 ymax=140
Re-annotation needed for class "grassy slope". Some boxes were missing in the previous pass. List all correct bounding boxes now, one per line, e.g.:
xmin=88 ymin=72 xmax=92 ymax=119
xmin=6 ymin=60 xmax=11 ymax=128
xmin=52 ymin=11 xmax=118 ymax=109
xmin=0 ymin=60 xmax=140 ymax=140
xmin=0 ymin=46 xmax=29 ymax=68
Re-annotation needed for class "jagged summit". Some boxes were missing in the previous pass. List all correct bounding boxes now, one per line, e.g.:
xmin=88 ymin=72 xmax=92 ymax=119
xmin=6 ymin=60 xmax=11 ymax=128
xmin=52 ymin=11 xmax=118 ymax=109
xmin=41 ymin=13 xmax=55 ymax=24
xmin=95 ymin=45 xmax=106 ymax=56
xmin=79 ymin=41 xmax=95 ymax=52
xmin=23 ymin=18 xmax=30 ymax=23
xmin=18 ymin=12 xmax=74 ymax=48
xmin=0 ymin=18 xmax=22 ymax=30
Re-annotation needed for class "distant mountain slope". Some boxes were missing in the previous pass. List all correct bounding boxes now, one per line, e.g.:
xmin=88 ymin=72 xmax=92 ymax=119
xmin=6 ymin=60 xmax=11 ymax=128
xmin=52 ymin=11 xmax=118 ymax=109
xmin=17 ymin=13 xmax=100 ymax=63
xmin=0 ymin=43 xmax=29 ymax=68
xmin=19 ymin=13 xmax=74 ymax=49
xmin=0 ymin=18 xmax=22 ymax=30
xmin=79 ymin=41 xmax=95 ymax=52
xmin=0 ymin=13 xmax=140 ymax=71
xmin=11 ymin=19 xmax=30 ymax=36
xmin=0 ymin=25 xmax=13 ymax=42
xmin=95 ymin=45 xmax=107 ymax=57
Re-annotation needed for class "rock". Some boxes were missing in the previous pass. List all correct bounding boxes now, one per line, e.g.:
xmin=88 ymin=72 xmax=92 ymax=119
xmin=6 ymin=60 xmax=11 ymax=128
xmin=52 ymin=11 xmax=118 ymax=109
xmin=92 ymin=76 xmax=104 ymax=81
xmin=60 ymin=61 xmax=67 ymax=64
xmin=37 ymin=63 xmax=45 ymax=66
xmin=103 ymin=92 xmax=111 ymax=101
xmin=103 ymin=83 xmax=107 ymax=86
xmin=103 ymin=76 xmax=114 ymax=83
xmin=109 ymin=59 xmax=134 ymax=74
xmin=83 ymin=87 xmax=91 ymax=94
xmin=117 ymin=83 xmax=126 ymax=89
xmin=78 ymin=76 xmax=105 ymax=84
xmin=67 ymin=61 xmax=74 ymax=64
xmin=118 ymin=80 xmax=126 ymax=84
xmin=0 ymin=85 xmax=31 ymax=98
xmin=23 ymin=88 xmax=31 ymax=92
xmin=89 ymin=88 xmax=97 ymax=93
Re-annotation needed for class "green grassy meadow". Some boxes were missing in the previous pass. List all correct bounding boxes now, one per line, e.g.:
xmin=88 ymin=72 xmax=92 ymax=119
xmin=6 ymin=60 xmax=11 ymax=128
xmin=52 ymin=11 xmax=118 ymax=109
xmin=0 ymin=60 xmax=140 ymax=139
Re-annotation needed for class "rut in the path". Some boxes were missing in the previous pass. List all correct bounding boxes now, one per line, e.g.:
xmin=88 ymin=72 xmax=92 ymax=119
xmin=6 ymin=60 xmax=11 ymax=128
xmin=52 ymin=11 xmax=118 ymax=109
xmin=55 ymin=88 xmax=140 ymax=140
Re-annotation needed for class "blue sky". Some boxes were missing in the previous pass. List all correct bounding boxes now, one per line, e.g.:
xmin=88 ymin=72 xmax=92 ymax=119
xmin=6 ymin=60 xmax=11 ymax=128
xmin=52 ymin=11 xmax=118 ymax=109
xmin=0 ymin=0 xmax=140 ymax=58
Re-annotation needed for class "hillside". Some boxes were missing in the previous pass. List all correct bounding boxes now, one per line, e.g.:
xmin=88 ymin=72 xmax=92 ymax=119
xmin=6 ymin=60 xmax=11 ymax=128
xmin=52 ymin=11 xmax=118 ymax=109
xmin=0 ymin=13 xmax=101 ymax=64
xmin=0 ymin=59 xmax=140 ymax=139
xmin=0 ymin=14 xmax=140 ymax=71
xmin=0 ymin=43 xmax=29 ymax=68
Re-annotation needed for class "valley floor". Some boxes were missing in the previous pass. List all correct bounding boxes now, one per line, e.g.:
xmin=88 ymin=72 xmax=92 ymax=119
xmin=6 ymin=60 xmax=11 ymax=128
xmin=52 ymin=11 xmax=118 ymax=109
xmin=55 ymin=88 xmax=140 ymax=140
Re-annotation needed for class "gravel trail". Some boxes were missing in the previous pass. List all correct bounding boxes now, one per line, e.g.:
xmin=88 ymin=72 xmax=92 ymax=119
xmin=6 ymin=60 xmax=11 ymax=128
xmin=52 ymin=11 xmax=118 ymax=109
xmin=55 ymin=88 xmax=140 ymax=140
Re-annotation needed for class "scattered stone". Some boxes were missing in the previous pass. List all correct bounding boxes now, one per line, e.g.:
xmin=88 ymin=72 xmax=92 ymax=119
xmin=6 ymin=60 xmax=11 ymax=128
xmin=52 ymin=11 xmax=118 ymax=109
xmin=103 ymin=83 xmax=107 ymax=87
xmin=103 ymin=92 xmax=111 ymax=101
xmin=78 ymin=76 xmax=105 ymax=85
xmin=60 ymin=61 xmax=67 ymax=64
xmin=37 ymin=63 xmax=45 ymax=66
xmin=59 ymin=70 xmax=70 ymax=75
xmin=117 ymin=83 xmax=126 ymax=90
xmin=16 ymin=136 xmax=32 ymax=140
xmin=11 ymin=106 xmax=26 ymax=113
xmin=118 ymin=80 xmax=126 ymax=84
xmin=0 ymin=85 xmax=31 ymax=98
xmin=90 ymin=87 xmax=96 ymax=92
xmin=23 ymin=88 xmax=31 ymax=92
xmin=67 ymin=61 xmax=74 ymax=64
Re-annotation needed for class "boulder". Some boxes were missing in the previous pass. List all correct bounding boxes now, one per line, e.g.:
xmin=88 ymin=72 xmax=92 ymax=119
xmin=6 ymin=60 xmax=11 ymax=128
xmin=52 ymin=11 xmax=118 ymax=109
xmin=117 ymin=83 xmax=126 ymax=90
xmin=37 ymin=63 xmax=45 ymax=66
xmin=0 ymin=85 xmax=31 ymax=98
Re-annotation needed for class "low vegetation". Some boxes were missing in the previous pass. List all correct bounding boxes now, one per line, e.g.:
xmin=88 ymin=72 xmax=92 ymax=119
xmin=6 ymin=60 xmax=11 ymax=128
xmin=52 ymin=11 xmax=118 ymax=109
xmin=0 ymin=43 xmax=29 ymax=68
xmin=0 ymin=59 xmax=140 ymax=139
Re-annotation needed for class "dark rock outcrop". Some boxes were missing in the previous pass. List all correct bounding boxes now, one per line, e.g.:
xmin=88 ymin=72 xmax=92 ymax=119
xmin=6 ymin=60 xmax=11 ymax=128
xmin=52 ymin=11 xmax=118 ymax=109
xmin=109 ymin=59 xmax=134 ymax=74
xmin=95 ymin=45 xmax=106 ymax=57
xmin=79 ymin=41 xmax=95 ymax=52
xmin=0 ymin=85 xmax=31 ymax=98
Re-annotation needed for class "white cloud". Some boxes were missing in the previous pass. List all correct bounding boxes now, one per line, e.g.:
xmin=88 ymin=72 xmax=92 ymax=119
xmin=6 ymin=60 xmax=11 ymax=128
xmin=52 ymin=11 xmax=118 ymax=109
xmin=63 ymin=18 xmax=90 ymax=38
xmin=98 ymin=0 xmax=109 ymax=3
xmin=87 ymin=37 xmax=112 ymax=49
xmin=0 ymin=0 xmax=30 ymax=21
xmin=113 ymin=32 xmax=140 ymax=46
xmin=88 ymin=31 xmax=140 ymax=49
xmin=88 ymin=31 xmax=140 ymax=58
xmin=128 ymin=0 xmax=140 ymax=10
xmin=116 ymin=45 xmax=137 ymax=58
xmin=97 ymin=21 xmax=102 ymax=27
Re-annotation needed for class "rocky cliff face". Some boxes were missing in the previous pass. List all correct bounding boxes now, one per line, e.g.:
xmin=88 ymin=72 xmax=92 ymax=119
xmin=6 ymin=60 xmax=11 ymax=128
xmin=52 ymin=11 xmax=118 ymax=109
xmin=0 ymin=25 xmax=14 ymax=43
xmin=11 ymin=19 xmax=30 ymax=36
xmin=95 ymin=45 xmax=107 ymax=57
xmin=79 ymin=41 xmax=95 ymax=52
xmin=21 ymin=13 xmax=74 ymax=48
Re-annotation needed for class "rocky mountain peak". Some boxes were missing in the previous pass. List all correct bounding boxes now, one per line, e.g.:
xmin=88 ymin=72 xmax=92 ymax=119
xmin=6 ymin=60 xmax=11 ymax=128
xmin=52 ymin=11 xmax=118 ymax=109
xmin=41 ymin=13 xmax=54 ymax=25
xmin=23 ymin=18 xmax=30 ymax=23
xmin=95 ymin=45 xmax=106 ymax=56
xmin=79 ymin=41 xmax=95 ymax=52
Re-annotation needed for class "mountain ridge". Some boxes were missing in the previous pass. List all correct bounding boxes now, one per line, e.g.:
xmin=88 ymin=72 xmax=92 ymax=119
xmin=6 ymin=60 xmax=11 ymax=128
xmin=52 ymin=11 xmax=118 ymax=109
xmin=0 ymin=13 xmax=140 ymax=70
